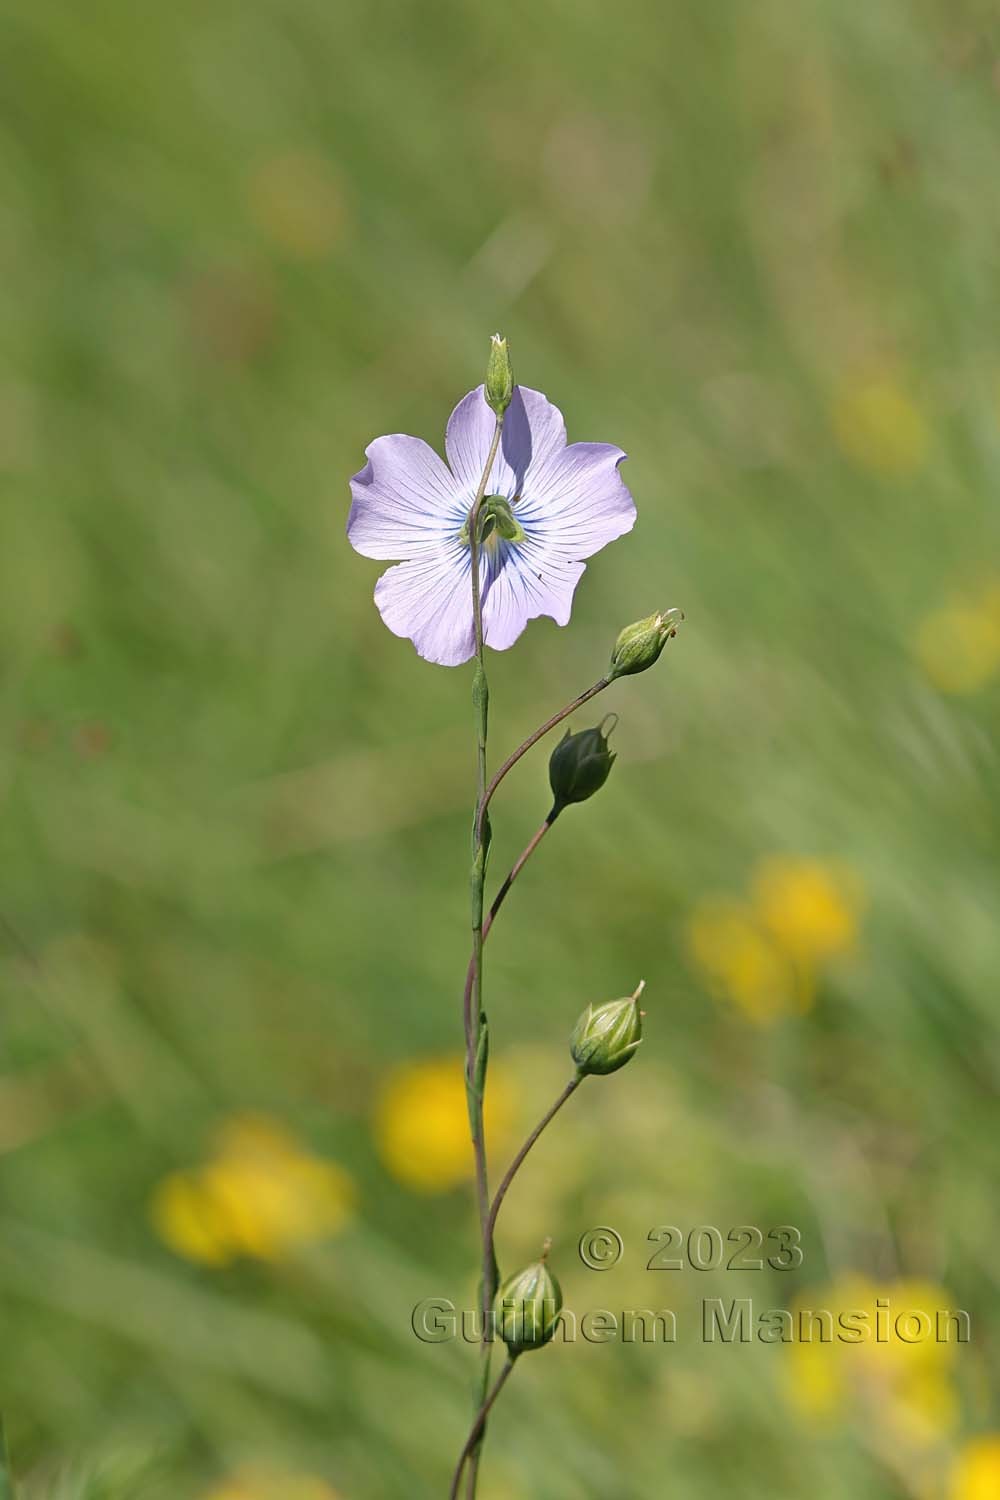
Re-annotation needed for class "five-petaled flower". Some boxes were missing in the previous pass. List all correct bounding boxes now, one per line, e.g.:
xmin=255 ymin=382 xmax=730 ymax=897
xmin=347 ymin=385 xmax=636 ymax=665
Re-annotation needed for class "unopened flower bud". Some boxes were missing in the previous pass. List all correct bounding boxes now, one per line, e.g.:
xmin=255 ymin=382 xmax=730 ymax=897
xmin=495 ymin=1245 xmax=562 ymax=1356
xmin=571 ymin=981 xmax=645 ymax=1076
xmin=608 ymin=608 xmax=684 ymax=680
xmin=548 ymin=714 xmax=617 ymax=817
xmin=485 ymin=333 xmax=513 ymax=417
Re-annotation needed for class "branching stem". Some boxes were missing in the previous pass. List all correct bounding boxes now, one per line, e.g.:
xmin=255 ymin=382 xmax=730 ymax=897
xmin=449 ymin=1359 xmax=516 ymax=1500
xmin=463 ymin=676 xmax=612 ymax=1061
xmin=459 ymin=429 xmax=615 ymax=1498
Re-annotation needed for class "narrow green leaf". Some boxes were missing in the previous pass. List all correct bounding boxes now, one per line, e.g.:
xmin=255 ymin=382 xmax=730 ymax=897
xmin=471 ymin=661 xmax=489 ymax=730
xmin=473 ymin=1018 xmax=489 ymax=1097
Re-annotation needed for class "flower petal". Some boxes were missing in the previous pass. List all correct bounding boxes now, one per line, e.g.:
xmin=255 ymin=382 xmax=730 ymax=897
xmin=347 ymin=434 xmax=465 ymax=560
xmin=481 ymin=543 xmax=586 ymax=651
xmin=373 ymin=545 xmax=475 ymax=666
xmin=516 ymin=442 xmax=636 ymax=559
xmin=445 ymin=386 xmax=568 ymax=500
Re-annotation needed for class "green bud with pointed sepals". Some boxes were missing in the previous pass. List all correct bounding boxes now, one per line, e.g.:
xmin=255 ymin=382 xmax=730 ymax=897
xmin=495 ymin=1245 xmax=562 ymax=1356
xmin=548 ymin=714 xmax=617 ymax=817
xmin=571 ymin=981 xmax=645 ymax=1076
xmin=485 ymin=333 xmax=513 ymax=417
xmin=608 ymin=608 xmax=684 ymax=679
xmin=459 ymin=495 xmax=525 ymax=547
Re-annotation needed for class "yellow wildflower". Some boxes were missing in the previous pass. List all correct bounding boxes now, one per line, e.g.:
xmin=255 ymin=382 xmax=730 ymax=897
xmin=150 ymin=1169 xmax=233 ymax=1268
xmin=951 ymin=1436 xmax=1000 ymax=1500
xmin=686 ymin=896 xmax=805 ymax=1024
xmin=751 ymin=855 xmax=861 ymax=964
xmin=688 ymin=856 xmax=863 ymax=1024
xmin=150 ymin=1112 xmax=356 ymax=1266
xmin=914 ymin=585 xmax=1000 ymax=695
xmin=789 ymin=1327 xmax=841 ymax=1420
xmin=374 ymin=1054 xmax=515 ymax=1193
xmin=786 ymin=1275 xmax=960 ymax=1446
xmin=832 ymin=374 xmax=928 ymax=478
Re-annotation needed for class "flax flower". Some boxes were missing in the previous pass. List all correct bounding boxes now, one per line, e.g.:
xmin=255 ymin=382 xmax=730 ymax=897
xmin=347 ymin=384 xmax=636 ymax=664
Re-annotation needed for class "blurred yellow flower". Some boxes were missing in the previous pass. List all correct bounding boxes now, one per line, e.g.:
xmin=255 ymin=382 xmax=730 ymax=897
xmin=204 ymin=1468 xmax=342 ymax=1500
xmin=687 ymin=856 xmax=861 ymax=1023
xmin=752 ymin=855 xmax=861 ymax=963
xmin=950 ymin=1436 xmax=1000 ymax=1500
xmin=686 ymin=897 xmax=805 ymax=1023
xmin=247 ymin=150 xmax=348 ymax=260
xmin=150 ymin=1113 xmax=356 ymax=1266
xmin=374 ymin=1054 xmax=515 ymax=1193
xmin=832 ymin=374 xmax=928 ymax=478
xmin=151 ymin=1169 xmax=233 ymax=1268
xmin=786 ymin=1275 xmax=961 ymax=1446
xmin=914 ymin=583 xmax=1000 ymax=695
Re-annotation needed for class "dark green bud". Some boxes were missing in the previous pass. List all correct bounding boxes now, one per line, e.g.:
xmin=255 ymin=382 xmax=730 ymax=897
xmin=495 ymin=1245 xmax=562 ymax=1356
xmin=548 ymin=714 xmax=617 ymax=817
xmin=485 ymin=333 xmax=513 ymax=417
xmin=571 ymin=982 xmax=645 ymax=1076
xmin=608 ymin=609 xmax=684 ymax=680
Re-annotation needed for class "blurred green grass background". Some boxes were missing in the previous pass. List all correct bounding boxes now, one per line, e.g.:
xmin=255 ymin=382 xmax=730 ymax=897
xmin=2 ymin=0 xmax=999 ymax=1496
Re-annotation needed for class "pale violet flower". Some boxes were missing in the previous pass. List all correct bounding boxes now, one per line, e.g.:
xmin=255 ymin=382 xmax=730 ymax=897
xmin=347 ymin=385 xmax=636 ymax=666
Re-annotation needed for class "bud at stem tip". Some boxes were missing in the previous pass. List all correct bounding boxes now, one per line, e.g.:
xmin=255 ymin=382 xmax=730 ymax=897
xmin=495 ymin=1254 xmax=563 ymax=1356
xmin=485 ymin=334 xmax=513 ymax=417
xmin=571 ymin=984 xmax=646 ymax=1077
xmin=609 ymin=608 xmax=684 ymax=680
xmin=548 ymin=714 xmax=618 ymax=817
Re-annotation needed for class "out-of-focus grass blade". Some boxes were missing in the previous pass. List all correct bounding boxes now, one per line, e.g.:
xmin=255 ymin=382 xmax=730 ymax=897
xmin=0 ymin=1415 xmax=15 ymax=1500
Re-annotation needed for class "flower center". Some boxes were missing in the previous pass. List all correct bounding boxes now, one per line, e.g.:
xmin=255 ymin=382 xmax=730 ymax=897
xmin=460 ymin=494 xmax=525 ymax=549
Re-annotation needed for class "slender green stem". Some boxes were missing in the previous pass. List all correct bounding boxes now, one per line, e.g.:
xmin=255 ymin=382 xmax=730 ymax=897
xmin=463 ymin=674 xmax=613 ymax=1496
xmin=486 ymin=1075 xmax=582 ymax=1249
xmin=462 ymin=414 xmax=505 ymax=1497
xmin=476 ymin=676 xmax=611 ymax=847
xmin=463 ymin=676 xmax=612 ymax=1054
xmin=462 ymin=814 xmax=557 ymax=1499
xmin=450 ymin=1359 xmax=516 ymax=1500
xmin=485 ymin=812 xmax=558 ymax=938
xmin=458 ymin=811 xmax=557 ymax=1034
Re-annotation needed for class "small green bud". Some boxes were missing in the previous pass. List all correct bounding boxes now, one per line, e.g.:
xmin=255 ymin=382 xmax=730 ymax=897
xmin=571 ymin=981 xmax=645 ymax=1076
xmin=608 ymin=608 xmax=684 ymax=680
xmin=459 ymin=495 xmax=526 ymax=547
xmin=548 ymin=714 xmax=617 ymax=817
xmin=495 ymin=1243 xmax=562 ymax=1356
xmin=485 ymin=333 xmax=514 ymax=417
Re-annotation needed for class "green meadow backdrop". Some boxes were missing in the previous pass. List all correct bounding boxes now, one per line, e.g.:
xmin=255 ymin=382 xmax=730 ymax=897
xmin=1 ymin=0 xmax=999 ymax=1496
